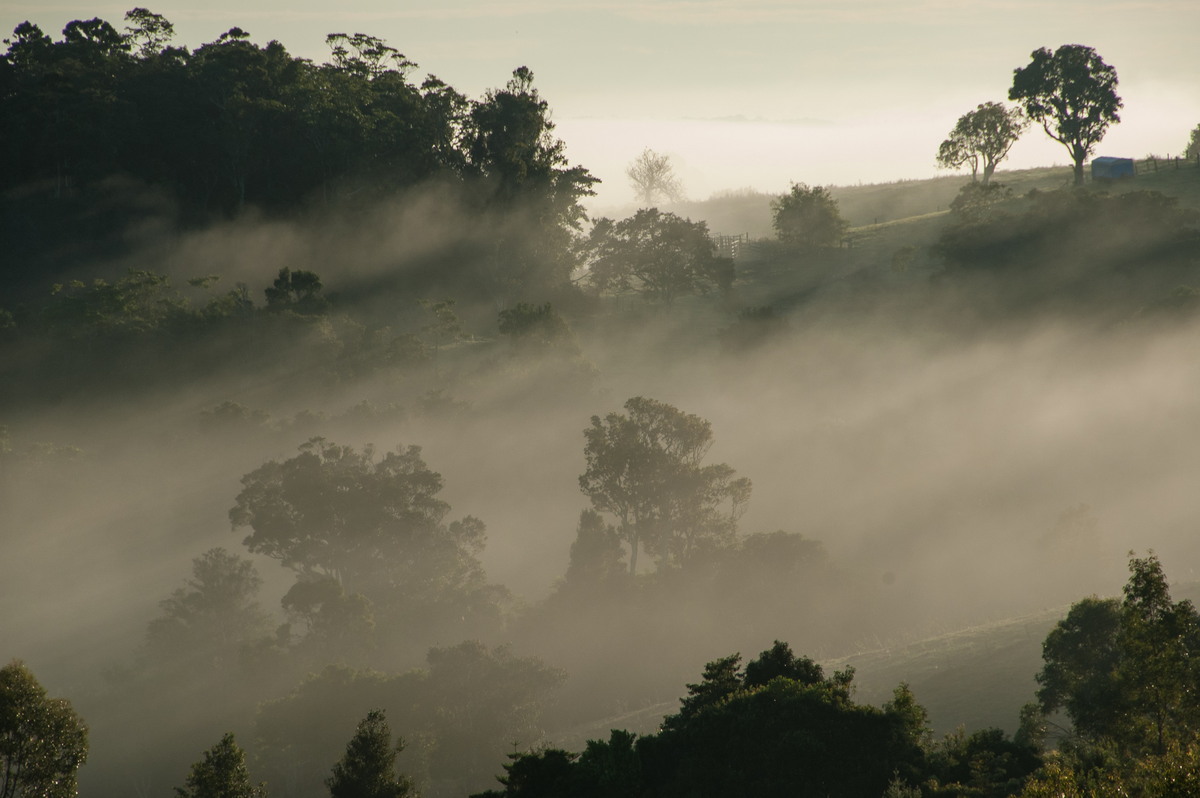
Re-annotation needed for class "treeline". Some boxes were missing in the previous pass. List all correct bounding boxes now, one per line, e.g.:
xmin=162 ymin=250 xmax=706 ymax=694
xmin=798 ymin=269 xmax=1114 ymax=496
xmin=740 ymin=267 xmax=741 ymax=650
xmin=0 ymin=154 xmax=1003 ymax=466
xmin=0 ymin=9 xmax=595 ymax=303
xmin=14 ymin=554 xmax=1200 ymax=797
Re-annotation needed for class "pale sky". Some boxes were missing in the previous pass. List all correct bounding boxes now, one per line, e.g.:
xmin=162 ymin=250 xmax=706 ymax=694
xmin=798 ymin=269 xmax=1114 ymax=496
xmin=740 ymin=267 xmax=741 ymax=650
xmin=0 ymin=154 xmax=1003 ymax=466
xmin=5 ymin=0 xmax=1198 ymax=208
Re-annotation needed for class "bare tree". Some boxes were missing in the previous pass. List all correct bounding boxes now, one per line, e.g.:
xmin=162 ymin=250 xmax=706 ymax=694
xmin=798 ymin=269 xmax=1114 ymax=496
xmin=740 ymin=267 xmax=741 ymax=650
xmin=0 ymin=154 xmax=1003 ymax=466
xmin=626 ymin=148 xmax=683 ymax=206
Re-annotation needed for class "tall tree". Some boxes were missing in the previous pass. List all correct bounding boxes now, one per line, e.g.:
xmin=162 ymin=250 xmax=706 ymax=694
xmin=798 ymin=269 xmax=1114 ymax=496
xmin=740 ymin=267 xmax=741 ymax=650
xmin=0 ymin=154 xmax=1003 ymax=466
xmin=1036 ymin=553 xmax=1200 ymax=757
xmin=1009 ymin=44 xmax=1122 ymax=186
xmin=579 ymin=397 xmax=751 ymax=574
xmin=466 ymin=67 xmax=598 ymax=297
xmin=0 ymin=661 xmax=89 ymax=798
xmin=176 ymin=733 xmax=265 ymax=798
xmin=936 ymin=102 xmax=1026 ymax=184
xmin=326 ymin=710 xmax=413 ymax=798
xmin=626 ymin=148 xmax=683 ymax=206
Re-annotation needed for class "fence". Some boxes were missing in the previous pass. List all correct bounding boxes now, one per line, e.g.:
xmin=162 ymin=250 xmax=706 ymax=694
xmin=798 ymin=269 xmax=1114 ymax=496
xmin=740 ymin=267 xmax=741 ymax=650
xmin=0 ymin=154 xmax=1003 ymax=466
xmin=1135 ymin=153 xmax=1200 ymax=174
xmin=713 ymin=233 xmax=749 ymax=259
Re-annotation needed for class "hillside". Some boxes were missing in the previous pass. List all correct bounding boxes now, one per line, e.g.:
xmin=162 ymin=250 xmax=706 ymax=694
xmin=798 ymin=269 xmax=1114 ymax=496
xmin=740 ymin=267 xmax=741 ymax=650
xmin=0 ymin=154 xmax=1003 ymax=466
xmin=661 ymin=158 xmax=1200 ymax=239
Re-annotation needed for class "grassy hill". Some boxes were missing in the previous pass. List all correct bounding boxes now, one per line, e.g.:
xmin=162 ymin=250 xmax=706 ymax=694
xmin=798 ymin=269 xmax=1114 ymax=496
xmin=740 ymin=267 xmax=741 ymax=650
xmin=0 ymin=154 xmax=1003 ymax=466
xmin=668 ymin=159 xmax=1200 ymax=240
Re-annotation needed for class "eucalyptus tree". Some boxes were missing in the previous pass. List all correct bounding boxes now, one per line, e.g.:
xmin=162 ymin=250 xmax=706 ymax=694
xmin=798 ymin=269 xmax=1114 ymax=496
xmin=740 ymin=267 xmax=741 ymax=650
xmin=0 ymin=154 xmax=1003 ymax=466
xmin=1009 ymin=44 xmax=1122 ymax=186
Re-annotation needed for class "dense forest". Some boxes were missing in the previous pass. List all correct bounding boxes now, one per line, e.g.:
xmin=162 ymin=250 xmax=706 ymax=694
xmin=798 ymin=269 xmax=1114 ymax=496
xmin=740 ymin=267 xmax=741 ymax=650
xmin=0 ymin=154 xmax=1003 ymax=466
xmin=5 ymin=9 xmax=1200 ymax=798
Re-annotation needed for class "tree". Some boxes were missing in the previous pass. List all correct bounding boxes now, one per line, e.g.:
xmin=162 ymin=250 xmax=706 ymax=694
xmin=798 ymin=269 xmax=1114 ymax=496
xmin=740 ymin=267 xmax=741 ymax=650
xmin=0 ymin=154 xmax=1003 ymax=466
xmin=264 ymin=268 xmax=328 ymax=315
xmin=579 ymin=397 xmax=751 ymax=574
xmin=123 ymin=7 xmax=175 ymax=58
xmin=0 ymin=661 xmax=89 ymax=798
xmin=561 ymin=509 xmax=627 ymax=589
xmin=472 ymin=642 xmax=929 ymax=798
xmin=584 ymin=209 xmax=734 ymax=303
xmin=326 ymin=710 xmax=413 ymax=798
xmin=626 ymin=148 xmax=682 ymax=206
xmin=1009 ymin=44 xmax=1122 ymax=186
xmin=497 ymin=302 xmax=576 ymax=353
xmin=771 ymin=183 xmax=848 ymax=247
xmin=1036 ymin=553 xmax=1200 ymax=757
xmin=229 ymin=438 xmax=498 ymax=641
xmin=936 ymin=102 xmax=1026 ymax=184
xmin=466 ymin=66 xmax=598 ymax=296
xmin=1185 ymin=124 xmax=1200 ymax=161
xmin=176 ymin=733 xmax=265 ymax=798
xmin=145 ymin=548 xmax=272 ymax=671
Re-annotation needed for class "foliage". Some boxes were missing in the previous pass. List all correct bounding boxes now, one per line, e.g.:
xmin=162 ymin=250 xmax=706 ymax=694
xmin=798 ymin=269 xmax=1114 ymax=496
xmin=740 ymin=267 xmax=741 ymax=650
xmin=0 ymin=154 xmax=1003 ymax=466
xmin=579 ymin=397 xmax=751 ymax=574
xmin=560 ymin=509 xmax=628 ymax=590
xmin=326 ymin=710 xmax=413 ymax=798
xmin=465 ymin=66 xmax=598 ymax=296
xmin=1009 ymin=45 xmax=1122 ymax=186
xmin=497 ymin=303 xmax=577 ymax=354
xmin=936 ymin=102 xmax=1026 ymax=184
xmin=1186 ymin=123 xmax=1200 ymax=160
xmin=0 ymin=661 xmax=89 ymax=798
xmin=926 ymin=726 xmax=1041 ymax=797
xmin=44 ymin=270 xmax=191 ymax=339
xmin=1036 ymin=553 xmax=1200 ymax=757
xmin=771 ymin=183 xmax=848 ymax=248
xmin=176 ymin=733 xmax=266 ymax=798
xmin=480 ymin=641 xmax=932 ymax=798
xmin=584 ymin=209 xmax=734 ymax=302
xmin=947 ymin=182 xmax=1014 ymax=222
xmin=932 ymin=188 xmax=1200 ymax=316
xmin=264 ymin=269 xmax=328 ymax=316
xmin=232 ymin=438 xmax=476 ymax=590
xmin=145 ymin=548 xmax=273 ymax=671
xmin=626 ymin=148 xmax=683 ymax=206
xmin=280 ymin=576 xmax=376 ymax=665
xmin=253 ymin=644 xmax=564 ymax=797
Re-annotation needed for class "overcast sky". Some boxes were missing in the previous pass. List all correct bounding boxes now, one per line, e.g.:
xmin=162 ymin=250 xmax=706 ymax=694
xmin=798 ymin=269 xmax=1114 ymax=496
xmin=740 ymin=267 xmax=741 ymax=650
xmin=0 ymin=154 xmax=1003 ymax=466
xmin=6 ymin=0 xmax=1199 ymax=207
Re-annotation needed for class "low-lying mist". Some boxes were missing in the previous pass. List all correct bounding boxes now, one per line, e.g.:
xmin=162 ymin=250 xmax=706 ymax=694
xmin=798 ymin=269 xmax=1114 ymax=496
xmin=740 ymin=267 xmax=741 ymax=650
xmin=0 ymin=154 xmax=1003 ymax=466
xmin=4 ymin=175 xmax=1200 ymax=797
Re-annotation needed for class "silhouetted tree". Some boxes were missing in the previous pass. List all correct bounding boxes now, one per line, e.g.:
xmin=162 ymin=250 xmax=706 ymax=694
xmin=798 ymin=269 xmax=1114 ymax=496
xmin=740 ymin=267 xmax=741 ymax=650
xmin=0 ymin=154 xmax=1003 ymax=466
xmin=466 ymin=66 xmax=598 ymax=296
xmin=936 ymin=102 xmax=1026 ymax=184
xmin=1009 ymin=45 xmax=1122 ymax=186
xmin=264 ymin=268 xmax=328 ymax=315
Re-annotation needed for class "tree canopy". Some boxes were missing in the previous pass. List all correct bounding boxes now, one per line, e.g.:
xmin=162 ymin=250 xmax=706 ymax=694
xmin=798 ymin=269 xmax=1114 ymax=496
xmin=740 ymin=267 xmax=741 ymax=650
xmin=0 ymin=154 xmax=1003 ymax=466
xmin=771 ymin=183 xmax=848 ymax=248
xmin=1009 ymin=44 xmax=1122 ymax=186
xmin=229 ymin=438 xmax=500 ymax=645
xmin=584 ymin=209 xmax=734 ymax=303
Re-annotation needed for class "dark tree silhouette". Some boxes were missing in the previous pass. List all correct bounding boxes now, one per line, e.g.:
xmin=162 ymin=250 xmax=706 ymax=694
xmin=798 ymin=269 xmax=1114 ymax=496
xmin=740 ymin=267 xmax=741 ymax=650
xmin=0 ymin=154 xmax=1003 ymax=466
xmin=1009 ymin=44 xmax=1122 ymax=186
